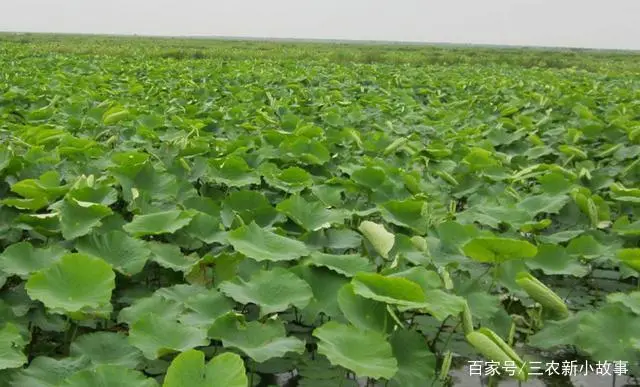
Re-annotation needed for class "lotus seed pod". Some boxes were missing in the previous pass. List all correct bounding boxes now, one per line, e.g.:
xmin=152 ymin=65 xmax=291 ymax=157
xmin=515 ymin=271 xmax=570 ymax=320
xmin=461 ymin=302 xmax=474 ymax=335
xmin=466 ymin=328 xmax=528 ymax=382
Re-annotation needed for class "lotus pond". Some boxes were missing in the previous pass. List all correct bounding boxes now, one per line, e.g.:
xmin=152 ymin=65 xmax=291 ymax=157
xmin=0 ymin=35 xmax=639 ymax=387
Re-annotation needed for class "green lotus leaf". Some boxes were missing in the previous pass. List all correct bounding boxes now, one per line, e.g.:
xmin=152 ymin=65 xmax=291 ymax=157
xmin=223 ymin=190 xmax=280 ymax=227
xmin=102 ymin=106 xmax=130 ymax=125
xmin=75 ymin=231 xmax=150 ymax=276
xmin=524 ymin=220 xmax=554 ymax=235
xmin=387 ymin=267 xmax=443 ymax=291
xmin=227 ymin=222 xmax=309 ymax=262
xmin=307 ymin=252 xmax=375 ymax=277
xmin=351 ymin=272 xmax=426 ymax=308
xmin=208 ymin=313 xmax=305 ymax=363
xmin=261 ymin=164 xmax=314 ymax=193
xmin=607 ymin=291 xmax=640 ymax=315
xmin=123 ymin=210 xmax=195 ymax=236
xmin=128 ymin=314 xmax=209 ymax=360
xmin=313 ymin=321 xmax=398 ymax=380
xmin=462 ymin=147 xmax=499 ymax=171
xmin=147 ymin=242 xmax=199 ymax=273
xmin=182 ymin=196 xmax=221 ymax=216
xmin=575 ymin=304 xmax=640 ymax=361
xmin=351 ymin=167 xmax=387 ymax=190
xmin=610 ymin=182 xmax=640 ymax=203
xmin=110 ymin=151 xmax=149 ymax=174
xmin=311 ymin=184 xmax=345 ymax=207
xmin=276 ymin=195 xmax=349 ymax=231
xmin=617 ymin=248 xmax=640 ymax=272
xmin=7 ymin=171 xmax=67 ymax=203
xmin=115 ymin=164 xmax=181 ymax=204
xmin=526 ymin=244 xmax=590 ymax=277
xmin=0 ymin=242 xmax=67 ymax=278
xmin=118 ymin=295 xmax=183 ymax=325
xmin=219 ymin=267 xmax=313 ymax=317
xmin=323 ymin=111 xmax=344 ymax=127
xmin=224 ymin=189 xmax=271 ymax=211
xmin=612 ymin=218 xmax=640 ymax=236
xmin=60 ymin=364 xmax=158 ymax=387
xmin=537 ymin=229 xmax=585 ymax=244
xmin=290 ymin=264 xmax=349 ymax=321
xmin=57 ymin=198 xmax=113 ymax=240
xmin=420 ymin=290 xmax=467 ymax=321
xmin=337 ymin=284 xmax=392 ymax=333
xmin=0 ymin=147 xmax=10 ymax=173
xmin=25 ymin=253 xmax=115 ymax=315
xmin=70 ymin=332 xmax=143 ymax=368
xmin=155 ymin=284 xmax=210 ymax=304
xmin=435 ymin=221 xmax=479 ymax=249
xmin=66 ymin=178 xmax=117 ymax=206
xmin=14 ymin=212 xmax=61 ymax=236
xmin=559 ymin=144 xmax=588 ymax=159
xmin=517 ymin=194 xmax=570 ymax=216
xmin=536 ymin=171 xmax=573 ymax=195
xmin=464 ymin=292 xmax=502 ymax=320
xmin=182 ymin=212 xmax=226 ymax=244
xmin=208 ymin=156 xmax=260 ymax=187
xmin=456 ymin=205 xmax=531 ymax=229
xmin=1 ymin=196 xmax=50 ymax=210
xmin=278 ymin=136 xmax=330 ymax=165
xmin=566 ymin=235 xmax=618 ymax=260
xmin=528 ymin=311 xmax=584 ymax=350
xmin=379 ymin=199 xmax=429 ymax=234
xmin=295 ymin=354 xmax=359 ymax=386
xmin=206 ymin=252 xmax=246 ymax=286
xmin=358 ymin=221 xmax=395 ymax=259
xmin=0 ymin=284 xmax=34 ymax=319
xmin=0 ymin=323 xmax=27 ymax=370
xmin=388 ymin=330 xmax=437 ymax=387
xmin=179 ymin=288 xmax=235 ymax=327
xmin=462 ymin=237 xmax=538 ymax=263
xmin=163 ymin=350 xmax=247 ymax=387
xmin=324 ymin=228 xmax=363 ymax=249
xmin=10 ymin=356 xmax=92 ymax=386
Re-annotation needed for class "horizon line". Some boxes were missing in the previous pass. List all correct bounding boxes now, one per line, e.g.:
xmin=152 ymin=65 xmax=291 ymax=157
xmin=3 ymin=31 xmax=640 ymax=53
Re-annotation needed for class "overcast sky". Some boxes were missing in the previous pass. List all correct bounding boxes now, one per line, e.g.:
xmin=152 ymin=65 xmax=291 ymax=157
xmin=1 ymin=0 xmax=639 ymax=50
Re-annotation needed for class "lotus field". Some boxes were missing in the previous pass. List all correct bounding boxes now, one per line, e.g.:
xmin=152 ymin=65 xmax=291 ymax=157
xmin=0 ymin=36 xmax=639 ymax=386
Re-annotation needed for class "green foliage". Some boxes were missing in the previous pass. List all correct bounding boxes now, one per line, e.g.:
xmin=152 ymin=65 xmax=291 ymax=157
xmin=60 ymin=365 xmax=158 ymax=387
xmin=163 ymin=350 xmax=247 ymax=387
xmin=313 ymin=321 xmax=398 ymax=379
xmin=25 ymin=254 xmax=115 ymax=317
xmin=0 ymin=323 xmax=28 ymax=370
xmin=0 ymin=34 xmax=639 ymax=386
xmin=208 ymin=314 xmax=305 ymax=363
xmin=219 ymin=267 xmax=313 ymax=316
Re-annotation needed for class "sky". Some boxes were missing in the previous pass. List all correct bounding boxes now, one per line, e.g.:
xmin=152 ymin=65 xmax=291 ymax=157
xmin=1 ymin=0 xmax=639 ymax=50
